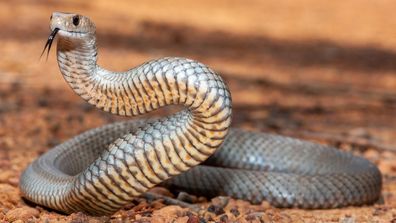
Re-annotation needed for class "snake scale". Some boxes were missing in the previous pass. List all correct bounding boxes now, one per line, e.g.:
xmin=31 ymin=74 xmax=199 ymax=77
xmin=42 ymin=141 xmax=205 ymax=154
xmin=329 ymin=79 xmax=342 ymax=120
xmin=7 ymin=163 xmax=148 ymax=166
xmin=19 ymin=12 xmax=382 ymax=216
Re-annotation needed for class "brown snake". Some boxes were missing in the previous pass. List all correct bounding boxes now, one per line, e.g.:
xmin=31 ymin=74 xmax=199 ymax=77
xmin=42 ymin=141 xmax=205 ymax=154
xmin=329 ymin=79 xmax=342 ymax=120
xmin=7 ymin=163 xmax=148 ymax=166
xmin=19 ymin=12 xmax=382 ymax=216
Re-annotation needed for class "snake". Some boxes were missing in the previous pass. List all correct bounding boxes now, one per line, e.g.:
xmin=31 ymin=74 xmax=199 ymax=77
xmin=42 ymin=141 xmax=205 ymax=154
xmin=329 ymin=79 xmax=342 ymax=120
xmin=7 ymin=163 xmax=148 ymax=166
xmin=19 ymin=12 xmax=382 ymax=216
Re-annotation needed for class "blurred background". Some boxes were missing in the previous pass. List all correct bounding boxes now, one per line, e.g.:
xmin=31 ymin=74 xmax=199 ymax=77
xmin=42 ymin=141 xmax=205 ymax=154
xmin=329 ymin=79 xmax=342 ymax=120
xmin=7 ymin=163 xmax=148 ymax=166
xmin=0 ymin=0 xmax=395 ymax=221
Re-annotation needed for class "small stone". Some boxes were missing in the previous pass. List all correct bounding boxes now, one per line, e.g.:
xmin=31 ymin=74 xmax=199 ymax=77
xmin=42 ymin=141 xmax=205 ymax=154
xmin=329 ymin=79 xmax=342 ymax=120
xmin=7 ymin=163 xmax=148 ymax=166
xmin=207 ymin=205 xmax=225 ymax=216
xmin=152 ymin=206 xmax=186 ymax=223
xmin=219 ymin=214 xmax=228 ymax=222
xmin=0 ymin=171 xmax=14 ymax=183
xmin=8 ymin=177 xmax=19 ymax=186
xmin=245 ymin=212 xmax=265 ymax=221
xmin=186 ymin=215 xmax=200 ymax=223
xmin=260 ymin=200 xmax=272 ymax=209
xmin=211 ymin=196 xmax=229 ymax=208
xmin=230 ymin=207 xmax=240 ymax=217
xmin=177 ymin=192 xmax=198 ymax=203
xmin=175 ymin=216 xmax=189 ymax=223
xmin=5 ymin=207 xmax=39 ymax=222
xmin=340 ymin=215 xmax=355 ymax=223
xmin=364 ymin=149 xmax=379 ymax=161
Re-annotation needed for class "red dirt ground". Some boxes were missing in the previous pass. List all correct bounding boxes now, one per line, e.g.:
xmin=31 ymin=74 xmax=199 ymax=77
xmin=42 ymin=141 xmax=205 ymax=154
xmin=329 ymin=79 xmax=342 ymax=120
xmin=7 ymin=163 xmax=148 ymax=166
xmin=0 ymin=0 xmax=396 ymax=222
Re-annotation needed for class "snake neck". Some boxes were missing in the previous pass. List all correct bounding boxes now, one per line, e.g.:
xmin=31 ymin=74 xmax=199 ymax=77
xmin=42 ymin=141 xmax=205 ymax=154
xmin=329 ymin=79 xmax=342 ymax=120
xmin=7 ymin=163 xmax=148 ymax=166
xmin=56 ymin=34 xmax=99 ymax=103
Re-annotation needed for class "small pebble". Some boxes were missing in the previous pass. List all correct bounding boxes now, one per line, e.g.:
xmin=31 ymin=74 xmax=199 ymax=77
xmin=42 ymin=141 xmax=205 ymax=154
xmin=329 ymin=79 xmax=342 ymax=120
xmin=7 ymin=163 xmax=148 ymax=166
xmin=207 ymin=205 xmax=225 ymax=216
xmin=177 ymin=192 xmax=197 ymax=203
xmin=186 ymin=215 xmax=199 ymax=223
xmin=219 ymin=214 xmax=228 ymax=222
xmin=230 ymin=207 xmax=240 ymax=217
xmin=5 ymin=207 xmax=39 ymax=222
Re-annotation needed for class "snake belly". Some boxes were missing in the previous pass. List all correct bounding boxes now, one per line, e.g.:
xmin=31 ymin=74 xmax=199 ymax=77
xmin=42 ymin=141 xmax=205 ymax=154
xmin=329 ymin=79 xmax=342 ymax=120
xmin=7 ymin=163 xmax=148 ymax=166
xmin=19 ymin=12 xmax=382 ymax=216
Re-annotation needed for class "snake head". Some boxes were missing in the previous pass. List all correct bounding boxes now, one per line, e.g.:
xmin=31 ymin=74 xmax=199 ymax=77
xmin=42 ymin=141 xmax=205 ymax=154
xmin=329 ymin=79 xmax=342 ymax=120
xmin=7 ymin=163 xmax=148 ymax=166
xmin=41 ymin=12 xmax=96 ymax=59
xmin=49 ymin=12 xmax=96 ymax=36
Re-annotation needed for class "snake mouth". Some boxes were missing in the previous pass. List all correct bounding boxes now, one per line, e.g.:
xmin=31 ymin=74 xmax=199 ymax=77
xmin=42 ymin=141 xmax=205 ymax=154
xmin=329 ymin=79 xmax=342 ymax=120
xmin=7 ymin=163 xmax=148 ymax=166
xmin=40 ymin=28 xmax=59 ymax=60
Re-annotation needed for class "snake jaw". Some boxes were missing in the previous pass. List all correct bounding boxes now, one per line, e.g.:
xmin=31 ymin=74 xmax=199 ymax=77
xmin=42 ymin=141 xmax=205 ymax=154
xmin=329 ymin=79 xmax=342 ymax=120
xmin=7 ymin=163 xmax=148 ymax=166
xmin=40 ymin=28 xmax=59 ymax=60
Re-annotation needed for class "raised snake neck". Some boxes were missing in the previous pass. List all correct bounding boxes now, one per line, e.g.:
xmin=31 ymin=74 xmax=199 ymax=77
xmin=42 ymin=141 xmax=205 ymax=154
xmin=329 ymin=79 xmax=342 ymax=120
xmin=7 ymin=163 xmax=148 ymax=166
xmin=20 ymin=13 xmax=382 ymax=216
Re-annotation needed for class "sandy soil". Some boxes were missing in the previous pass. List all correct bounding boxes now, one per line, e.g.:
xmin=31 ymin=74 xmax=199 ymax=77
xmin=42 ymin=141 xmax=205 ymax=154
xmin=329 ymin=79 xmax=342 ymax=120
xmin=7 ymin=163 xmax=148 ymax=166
xmin=0 ymin=0 xmax=396 ymax=222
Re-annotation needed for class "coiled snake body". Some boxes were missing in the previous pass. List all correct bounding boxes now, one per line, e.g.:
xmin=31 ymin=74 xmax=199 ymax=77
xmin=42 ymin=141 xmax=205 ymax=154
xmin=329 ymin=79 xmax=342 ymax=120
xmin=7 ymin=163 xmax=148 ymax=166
xmin=20 ymin=12 xmax=382 ymax=216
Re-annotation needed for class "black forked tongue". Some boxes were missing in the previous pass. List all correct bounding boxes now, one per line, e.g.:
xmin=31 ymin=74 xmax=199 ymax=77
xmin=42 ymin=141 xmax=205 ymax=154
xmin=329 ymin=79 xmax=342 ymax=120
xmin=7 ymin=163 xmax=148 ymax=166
xmin=40 ymin=28 xmax=59 ymax=60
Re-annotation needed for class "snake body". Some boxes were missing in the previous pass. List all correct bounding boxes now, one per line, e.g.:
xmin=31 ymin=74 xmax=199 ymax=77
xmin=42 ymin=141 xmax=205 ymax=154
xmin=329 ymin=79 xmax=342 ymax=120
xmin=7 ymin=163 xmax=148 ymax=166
xmin=20 ymin=12 xmax=382 ymax=216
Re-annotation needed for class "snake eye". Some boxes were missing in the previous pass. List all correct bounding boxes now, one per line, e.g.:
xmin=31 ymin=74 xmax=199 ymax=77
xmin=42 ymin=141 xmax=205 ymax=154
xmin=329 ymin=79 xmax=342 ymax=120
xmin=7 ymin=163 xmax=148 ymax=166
xmin=72 ymin=15 xmax=80 ymax=26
